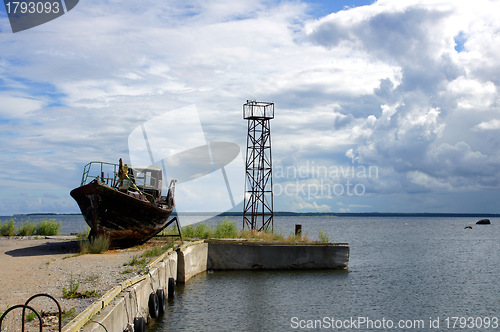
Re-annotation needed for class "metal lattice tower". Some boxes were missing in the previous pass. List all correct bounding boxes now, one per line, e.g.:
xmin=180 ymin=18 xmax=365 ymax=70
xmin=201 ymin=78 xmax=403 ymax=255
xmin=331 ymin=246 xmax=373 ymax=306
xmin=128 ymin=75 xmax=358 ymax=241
xmin=243 ymin=100 xmax=274 ymax=231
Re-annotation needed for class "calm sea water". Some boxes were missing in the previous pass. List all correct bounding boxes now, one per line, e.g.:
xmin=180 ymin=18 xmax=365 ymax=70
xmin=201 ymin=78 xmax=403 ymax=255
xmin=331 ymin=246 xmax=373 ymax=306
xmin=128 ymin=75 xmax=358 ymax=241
xmin=147 ymin=215 xmax=500 ymax=332
xmin=2 ymin=215 xmax=498 ymax=331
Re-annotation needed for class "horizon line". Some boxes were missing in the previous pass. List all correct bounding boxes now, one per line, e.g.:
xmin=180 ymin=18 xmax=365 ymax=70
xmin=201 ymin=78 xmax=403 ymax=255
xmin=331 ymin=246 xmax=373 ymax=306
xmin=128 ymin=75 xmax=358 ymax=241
xmin=5 ymin=212 xmax=500 ymax=217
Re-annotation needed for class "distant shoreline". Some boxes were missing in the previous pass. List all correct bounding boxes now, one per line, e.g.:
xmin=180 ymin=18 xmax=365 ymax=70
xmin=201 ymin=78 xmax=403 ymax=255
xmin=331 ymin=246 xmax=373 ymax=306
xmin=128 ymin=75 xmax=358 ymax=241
xmin=2 ymin=213 xmax=83 ymax=218
xmin=4 ymin=212 xmax=500 ymax=218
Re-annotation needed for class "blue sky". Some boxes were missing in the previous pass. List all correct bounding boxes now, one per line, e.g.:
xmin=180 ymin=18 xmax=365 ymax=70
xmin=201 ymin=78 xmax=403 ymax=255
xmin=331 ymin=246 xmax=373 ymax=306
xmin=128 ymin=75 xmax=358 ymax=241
xmin=304 ymin=0 xmax=375 ymax=16
xmin=1 ymin=0 xmax=500 ymax=215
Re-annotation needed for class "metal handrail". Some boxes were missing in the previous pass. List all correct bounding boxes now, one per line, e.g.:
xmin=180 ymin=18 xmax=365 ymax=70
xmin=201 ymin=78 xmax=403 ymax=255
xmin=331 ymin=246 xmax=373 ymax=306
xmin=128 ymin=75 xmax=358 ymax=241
xmin=0 ymin=304 xmax=43 ymax=332
xmin=0 ymin=293 xmax=62 ymax=331
xmin=81 ymin=161 xmax=120 ymax=186
xmin=23 ymin=293 xmax=62 ymax=331
xmin=79 ymin=161 xmax=165 ymax=202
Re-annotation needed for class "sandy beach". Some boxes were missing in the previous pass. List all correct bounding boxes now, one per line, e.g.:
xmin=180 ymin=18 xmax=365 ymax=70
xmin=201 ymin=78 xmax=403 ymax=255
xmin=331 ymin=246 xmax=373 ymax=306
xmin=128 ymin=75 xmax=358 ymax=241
xmin=0 ymin=236 xmax=144 ymax=329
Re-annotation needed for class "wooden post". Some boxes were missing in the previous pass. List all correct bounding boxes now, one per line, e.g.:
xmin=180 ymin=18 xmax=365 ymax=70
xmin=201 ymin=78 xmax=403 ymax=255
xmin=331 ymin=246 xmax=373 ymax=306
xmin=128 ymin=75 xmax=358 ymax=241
xmin=295 ymin=224 xmax=302 ymax=236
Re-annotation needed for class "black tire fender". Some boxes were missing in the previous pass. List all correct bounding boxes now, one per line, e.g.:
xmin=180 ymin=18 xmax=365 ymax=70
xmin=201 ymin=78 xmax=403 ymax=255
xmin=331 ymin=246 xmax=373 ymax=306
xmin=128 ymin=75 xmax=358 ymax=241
xmin=133 ymin=316 xmax=146 ymax=332
xmin=156 ymin=288 xmax=166 ymax=314
xmin=148 ymin=292 xmax=160 ymax=318
xmin=168 ymin=277 xmax=175 ymax=298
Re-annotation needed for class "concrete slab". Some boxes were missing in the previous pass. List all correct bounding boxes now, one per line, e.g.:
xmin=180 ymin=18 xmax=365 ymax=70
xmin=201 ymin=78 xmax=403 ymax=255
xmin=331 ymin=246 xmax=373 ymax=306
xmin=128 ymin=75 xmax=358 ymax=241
xmin=207 ymin=241 xmax=349 ymax=270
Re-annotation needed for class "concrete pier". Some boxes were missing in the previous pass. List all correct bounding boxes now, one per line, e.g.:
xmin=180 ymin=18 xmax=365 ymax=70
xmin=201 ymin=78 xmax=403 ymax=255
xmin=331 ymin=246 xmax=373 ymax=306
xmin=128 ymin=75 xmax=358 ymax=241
xmin=176 ymin=240 xmax=208 ymax=283
xmin=207 ymin=240 xmax=349 ymax=270
xmin=64 ymin=240 xmax=349 ymax=331
xmin=64 ymin=249 xmax=178 ymax=332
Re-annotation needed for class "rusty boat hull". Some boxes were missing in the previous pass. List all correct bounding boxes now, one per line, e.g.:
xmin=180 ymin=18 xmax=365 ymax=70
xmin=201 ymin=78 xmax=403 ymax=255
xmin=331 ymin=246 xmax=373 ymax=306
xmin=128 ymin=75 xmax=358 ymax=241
xmin=70 ymin=180 xmax=175 ymax=247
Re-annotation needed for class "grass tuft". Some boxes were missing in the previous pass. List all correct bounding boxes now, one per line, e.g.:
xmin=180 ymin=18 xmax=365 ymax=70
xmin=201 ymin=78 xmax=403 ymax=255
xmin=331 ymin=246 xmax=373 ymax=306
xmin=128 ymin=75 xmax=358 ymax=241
xmin=122 ymin=243 xmax=174 ymax=275
xmin=25 ymin=310 xmax=37 ymax=322
xmin=123 ymin=255 xmax=149 ymax=274
xmin=79 ymin=236 xmax=110 ymax=254
xmin=62 ymin=273 xmax=100 ymax=299
xmin=62 ymin=273 xmax=80 ymax=298
xmin=318 ymin=229 xmax=330 ymax=243
xmin=123 ymin=255 xmax=148 ymax=267
xmin=62 ymin=307 xmax=77 ymax=323
xmin=142 ymin=244 xmax=172 ymax=258
xmin=177 ymin=219 xmax=314 ymax=243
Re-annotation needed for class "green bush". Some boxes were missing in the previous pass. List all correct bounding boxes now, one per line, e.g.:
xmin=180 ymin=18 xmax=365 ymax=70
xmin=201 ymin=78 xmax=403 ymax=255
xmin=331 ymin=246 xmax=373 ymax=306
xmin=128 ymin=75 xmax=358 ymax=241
xmin=35 ymin=219 xmax=61 ymax=236
xmin=181 ymin=223 xmax=213 ymax=239
xmin=194 ymin=223 xmax=213 ymax=238
xmin=181 ymin=220 xmax=239 ymax=239
xmin=214 ymin=218 xmax=238 ymax=238
xmin=181 ymin=224 xmax=195 ymax=238
xmin=0 ymin=218 xmax=16 ymax=236
xmin=17 ymin=220 xmax=36 ymax=236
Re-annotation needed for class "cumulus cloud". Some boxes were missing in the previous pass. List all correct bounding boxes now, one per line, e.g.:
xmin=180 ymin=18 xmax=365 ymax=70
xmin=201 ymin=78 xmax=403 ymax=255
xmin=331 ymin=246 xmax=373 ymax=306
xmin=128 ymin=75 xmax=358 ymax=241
xmin=300 ymin=0 xmax=500 ymax=204
xmin=475 ymin=119 xmax=500 ymax=131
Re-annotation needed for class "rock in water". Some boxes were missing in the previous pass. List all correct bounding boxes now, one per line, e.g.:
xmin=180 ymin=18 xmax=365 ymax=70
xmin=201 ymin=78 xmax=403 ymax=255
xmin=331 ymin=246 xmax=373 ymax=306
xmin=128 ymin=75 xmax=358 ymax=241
xmin=476 ymin=219 xmax=491 ymax=225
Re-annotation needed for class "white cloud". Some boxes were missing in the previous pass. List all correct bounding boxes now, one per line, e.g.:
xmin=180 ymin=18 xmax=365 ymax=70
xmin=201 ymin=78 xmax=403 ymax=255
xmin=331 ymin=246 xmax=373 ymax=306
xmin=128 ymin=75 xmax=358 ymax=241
xmin=447 ymin=76 xmax=496 ymax=110
xmin=475 ymin=119 xmax=500 ymax=131
xmin=287 ymin=196 xmax=332 ymax=212
xmin=0 ymin=93 xmax=45 ymax=118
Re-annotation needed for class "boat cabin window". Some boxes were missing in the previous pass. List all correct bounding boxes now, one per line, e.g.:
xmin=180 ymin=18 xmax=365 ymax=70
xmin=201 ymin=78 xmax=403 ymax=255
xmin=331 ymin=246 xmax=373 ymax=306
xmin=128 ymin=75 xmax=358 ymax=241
xmin=131 ymin=167 xmax=163 ymax=195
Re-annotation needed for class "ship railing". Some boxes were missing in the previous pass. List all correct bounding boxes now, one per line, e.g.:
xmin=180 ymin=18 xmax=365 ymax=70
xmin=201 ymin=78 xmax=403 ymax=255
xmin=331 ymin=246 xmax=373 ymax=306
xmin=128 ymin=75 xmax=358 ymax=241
xmin=81 ymin=161 xmax=120 ymax=186
xmin=80 ymin=161 xmax=163 ymax=203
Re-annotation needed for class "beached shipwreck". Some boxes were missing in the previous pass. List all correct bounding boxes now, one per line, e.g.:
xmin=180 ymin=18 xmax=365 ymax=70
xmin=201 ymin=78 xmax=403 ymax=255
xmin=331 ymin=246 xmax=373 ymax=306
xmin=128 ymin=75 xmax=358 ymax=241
xmin=70 ymin=159 xmax=179 ymax=247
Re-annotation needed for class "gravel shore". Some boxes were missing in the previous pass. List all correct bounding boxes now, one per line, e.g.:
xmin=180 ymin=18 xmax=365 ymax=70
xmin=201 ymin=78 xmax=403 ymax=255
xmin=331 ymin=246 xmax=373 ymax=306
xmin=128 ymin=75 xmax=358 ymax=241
xmin=0 ymin=236 xmax=146 ymax=329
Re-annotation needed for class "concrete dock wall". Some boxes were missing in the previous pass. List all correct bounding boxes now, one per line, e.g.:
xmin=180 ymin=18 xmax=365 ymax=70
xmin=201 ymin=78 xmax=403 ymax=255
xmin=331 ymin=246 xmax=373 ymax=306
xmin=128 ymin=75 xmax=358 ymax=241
xmin=207 ymin=241 xmax=349 ymax=270
xmin=64 ymin=249 xmax=178 ymax=332
xmin=65 ymin=240 xmax=348 ymax=331
xmin=176 ymin=240 xmax=208 ymax=283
